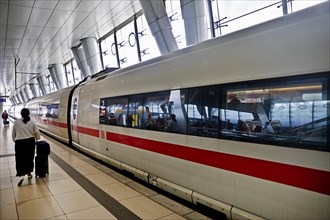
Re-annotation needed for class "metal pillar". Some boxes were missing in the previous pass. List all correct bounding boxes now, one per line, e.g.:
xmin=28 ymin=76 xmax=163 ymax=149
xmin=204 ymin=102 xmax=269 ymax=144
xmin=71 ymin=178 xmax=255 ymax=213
xmin=139 ymin=0 xmax=178 ymax=54
xmin=29 ymin=83 xmax=40 ymax=98
xmin=48 ymin=63 xmax=67 ymax=91
xmin=53 ymin=63 xmax=67 ymax=90
xmin=71 ymin=44 xmax=91 ymax=79
xmin=282 ymin=0 xmax=288 ymax=15
xmin=24 ymin=86 xmax=33 ymax=100
xmin=181 ymin=0 xmax=209 ymax=46
xmin=81 ymin=37 xmax=103 ymax=75
xmin=48 ymin=65 xmax=59 ymax=91
xmin=36 ymin=74 xmax=50 ymax=95
xmin=19 ymin=90 xmax=27 ymax=103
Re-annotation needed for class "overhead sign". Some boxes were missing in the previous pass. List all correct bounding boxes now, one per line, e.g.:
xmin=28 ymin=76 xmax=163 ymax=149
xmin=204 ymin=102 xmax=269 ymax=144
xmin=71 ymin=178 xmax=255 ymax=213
xmin=0 ymin=98 xmax=6 ymax=102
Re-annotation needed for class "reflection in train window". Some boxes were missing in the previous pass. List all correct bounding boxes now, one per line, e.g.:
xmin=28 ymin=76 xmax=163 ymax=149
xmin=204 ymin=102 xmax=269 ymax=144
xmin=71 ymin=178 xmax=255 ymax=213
xmin=221 ymin=77 xmax=328 ymax=151
xmin=99 ymin=97 xmax=128 ymax=126
xmin=127 ymin=95 xmax=144 ymax=128
xmin=142 ymin=90 xmax=186 ymax=134
xmin=98 ymin=73 xmax=329 ymax=151
xmin=39 ymin=104 xmax=59 ymax=118
xmin=143 ymin=91 xmax=171 ymax=132
xmin=185 ymin=86 xmax=219 ymax=137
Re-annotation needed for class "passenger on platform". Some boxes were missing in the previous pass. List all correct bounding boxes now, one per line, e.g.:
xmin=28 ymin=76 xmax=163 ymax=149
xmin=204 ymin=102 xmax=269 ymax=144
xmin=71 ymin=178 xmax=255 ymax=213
xmin=2 ymin=110 xmax=9 ymax=126
xmin=165 ymin=114 xmax=179 ymax=133
xmin=12 ymin=108 xmax=40 ymax=186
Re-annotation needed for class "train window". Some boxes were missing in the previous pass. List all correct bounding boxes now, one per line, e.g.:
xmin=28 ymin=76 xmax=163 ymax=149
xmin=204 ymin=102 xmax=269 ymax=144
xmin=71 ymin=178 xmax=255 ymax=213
xmin=186 ymin=86 xmax=220 ymax=137
xmin=127 ymin=95 xmax=144 ymax=128
xmin=98 ymin=73 xmax=328 ymax=151
xmin=142 ymin=91 xmax=171 ymax=131
xmin=99 ymin=97 xmax=128 ymax=126
xmin=142 ymin=90 xmax=186 ymax=134
xmin=38 ymin=104 xmax=59 ymax=118
xmin=220 ymin=75 xmax=329 ymax=151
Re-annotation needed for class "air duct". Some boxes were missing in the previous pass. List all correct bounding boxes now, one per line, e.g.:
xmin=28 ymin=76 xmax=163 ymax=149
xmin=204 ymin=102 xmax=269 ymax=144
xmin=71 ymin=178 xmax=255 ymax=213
xmin=139 ymin=0 xmax=178 ymax=54
xmin=71 ymin=44 xmax=91 ymax=79
xmin=80 ymin=37 xmax=102 ymax=75
xmin=180 ymin=0 xmax=208 ymax=46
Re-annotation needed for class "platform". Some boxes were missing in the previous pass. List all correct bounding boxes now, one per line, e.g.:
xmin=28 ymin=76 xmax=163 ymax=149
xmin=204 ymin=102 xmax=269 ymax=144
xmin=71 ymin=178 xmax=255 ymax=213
xmin=1 ymin=121 xmax=210 ymax=220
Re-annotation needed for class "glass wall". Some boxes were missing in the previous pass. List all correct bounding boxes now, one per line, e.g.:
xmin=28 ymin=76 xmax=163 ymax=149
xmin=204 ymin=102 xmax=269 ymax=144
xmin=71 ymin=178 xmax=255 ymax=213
xmin=100 ymin=14 xmax=160 ymax=70
xmin=63 ymin=0 xmax=326 ymax=90
xmin=64 ymin=61 xmax=75 ymax=86
xmin=47 ymin=76 xmax=56 ymax=93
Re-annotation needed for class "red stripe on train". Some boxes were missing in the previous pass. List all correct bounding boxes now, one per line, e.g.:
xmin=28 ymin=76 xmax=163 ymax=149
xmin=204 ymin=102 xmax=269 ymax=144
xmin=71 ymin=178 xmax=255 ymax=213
xmin=42 ymin=119 xmax=67 ymax=128
xmin=71 ymin=125 xmax=99 ymax=137
xmin=106 ymin=131 xmax=330 ymax=196
xmin=39 ymin=120 xmax=330 ymax=196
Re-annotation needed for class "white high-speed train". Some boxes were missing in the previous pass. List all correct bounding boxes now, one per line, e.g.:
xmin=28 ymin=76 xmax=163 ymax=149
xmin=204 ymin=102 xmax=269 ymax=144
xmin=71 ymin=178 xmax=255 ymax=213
xmin=10 ymin=2 xmax=330 ymax=219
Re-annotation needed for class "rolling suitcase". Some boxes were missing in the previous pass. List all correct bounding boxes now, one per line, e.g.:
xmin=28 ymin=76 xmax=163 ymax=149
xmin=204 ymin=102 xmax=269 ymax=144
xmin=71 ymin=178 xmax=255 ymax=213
xmin=35 ymin=155 xmax=49 ymax=177
xmin=35 ymin=141 xmax=50 ymax=178
xmin=36 ymin=141 xmax=50 ymax=156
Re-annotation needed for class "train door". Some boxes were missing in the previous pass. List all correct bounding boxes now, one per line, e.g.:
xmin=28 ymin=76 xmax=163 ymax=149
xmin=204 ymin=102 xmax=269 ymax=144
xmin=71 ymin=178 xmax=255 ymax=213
xmin=71 ymin=96 xmax=79 ymax=144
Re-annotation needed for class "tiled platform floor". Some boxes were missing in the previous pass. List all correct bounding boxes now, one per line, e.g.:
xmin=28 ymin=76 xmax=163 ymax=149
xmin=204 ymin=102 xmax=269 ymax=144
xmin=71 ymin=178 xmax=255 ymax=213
xmin=1 ymin=121 xmax=211 ymax=220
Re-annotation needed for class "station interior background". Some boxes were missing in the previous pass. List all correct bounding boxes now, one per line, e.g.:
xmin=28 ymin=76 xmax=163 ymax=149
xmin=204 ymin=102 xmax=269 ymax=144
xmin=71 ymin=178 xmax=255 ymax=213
xmin=0 ymin=0 xmax=326 ymax=108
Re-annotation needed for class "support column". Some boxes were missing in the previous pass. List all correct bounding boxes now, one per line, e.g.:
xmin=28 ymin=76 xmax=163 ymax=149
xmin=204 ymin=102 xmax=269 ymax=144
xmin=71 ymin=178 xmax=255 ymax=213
xmin=180 ymin=0 xmax=208 ymax=46
xmin=71 ymin=44 xmax=91 ymax=79
xmin=139 ymin=0 xmax=178 ymax=54
xmin=15 ymin=94 xmax=21 ymax=104
xmin=37 ymin=74 xmax=50 ymax=96
xmin=81 ymin=37 xmax=102 ymax=75
xmin=48 ymin=63 xmax=67 ymax=90
xmin=19 ymin=90 xmax=27 ymax=103
xmin=29 ymin=83 xmax=40 ymax=98
xmin=24 ymin=86 xmax=34 ymax=100
xmin=15 ymin=97 xmax=19 ymax=105
xmin=10 ymin=97 xmax=17 ymax=105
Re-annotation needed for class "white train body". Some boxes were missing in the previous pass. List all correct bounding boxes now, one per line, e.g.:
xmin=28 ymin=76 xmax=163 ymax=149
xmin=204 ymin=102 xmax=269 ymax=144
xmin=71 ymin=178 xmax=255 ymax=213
xmin=16 ymin=2 xmax=329 ymax=219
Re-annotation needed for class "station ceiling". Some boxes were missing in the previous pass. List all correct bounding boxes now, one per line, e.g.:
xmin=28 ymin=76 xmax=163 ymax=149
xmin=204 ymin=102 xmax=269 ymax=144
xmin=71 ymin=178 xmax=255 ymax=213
xmin=0 ymin=0 xmax=142 ymax=97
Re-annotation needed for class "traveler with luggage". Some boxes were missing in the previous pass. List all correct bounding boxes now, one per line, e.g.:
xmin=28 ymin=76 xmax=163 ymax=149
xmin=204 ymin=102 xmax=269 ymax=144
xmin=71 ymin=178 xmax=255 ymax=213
xmin=1 ymin=110 xmax=9 ymax=126
xmin=12 ymin=108 xmax=40 ymax=186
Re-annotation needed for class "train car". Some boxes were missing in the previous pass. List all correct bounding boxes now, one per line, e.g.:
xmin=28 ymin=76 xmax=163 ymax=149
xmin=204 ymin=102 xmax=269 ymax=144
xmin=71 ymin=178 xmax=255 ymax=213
xmin=13 ymin=2 xmax=329 ymax=219
xmin=25 ymin=86 xmax=74 ymax=144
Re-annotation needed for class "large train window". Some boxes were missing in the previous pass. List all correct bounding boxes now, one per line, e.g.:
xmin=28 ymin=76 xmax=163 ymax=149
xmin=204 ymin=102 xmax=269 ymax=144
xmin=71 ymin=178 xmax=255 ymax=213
xmin=142 ymin=90 xmax=186 ymax=134
xmin=186 ymin=86 xmax=220 ymax=137
xmin=99 ymin=97 xmax=128 ymax=126
xmin=38 ymin=103 xmax=59 ymax=118
xmin=221 ymin=75 xmax=329 ymax=151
